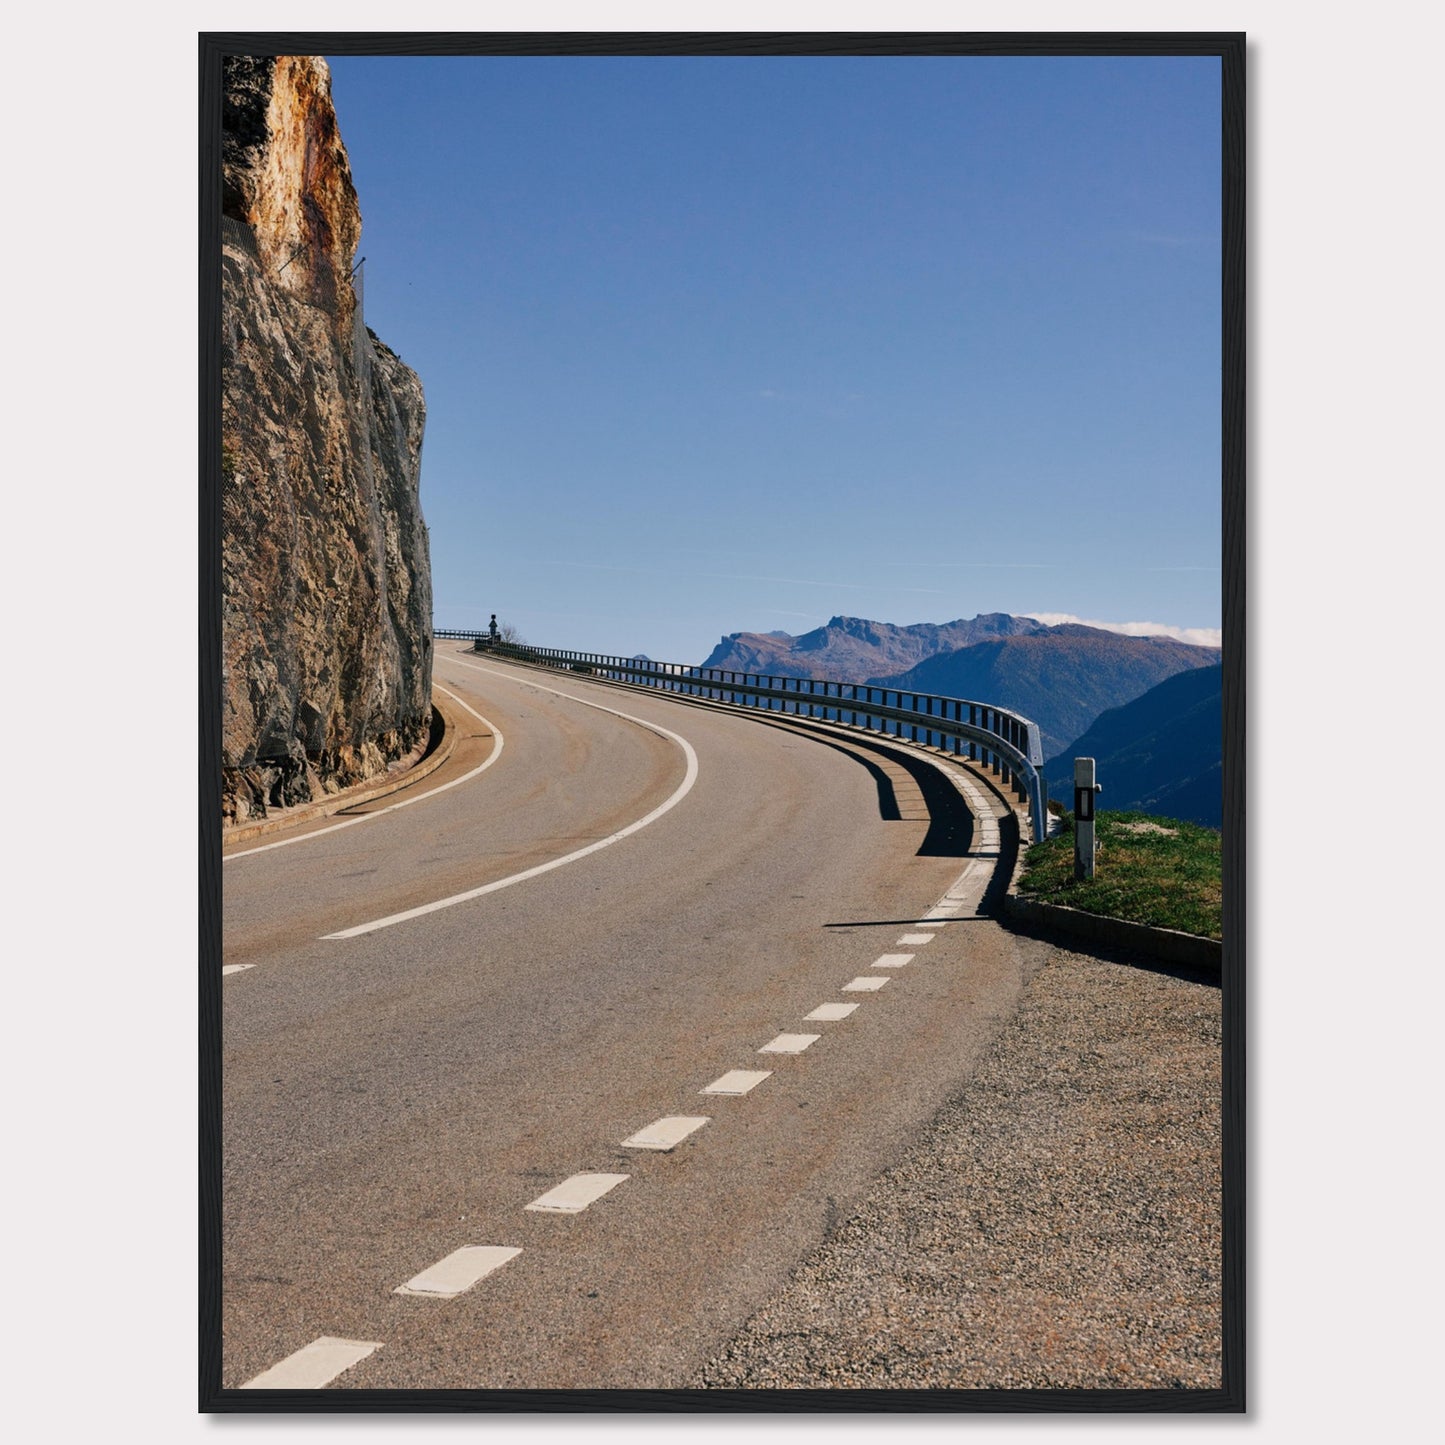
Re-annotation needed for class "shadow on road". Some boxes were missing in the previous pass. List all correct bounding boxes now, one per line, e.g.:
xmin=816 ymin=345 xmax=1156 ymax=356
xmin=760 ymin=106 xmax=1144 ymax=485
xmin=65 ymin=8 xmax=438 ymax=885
xmin=723 ymin=711 xmax=986 ymax=859
xmin=825 ymin=810 xmax=1022 ymax=929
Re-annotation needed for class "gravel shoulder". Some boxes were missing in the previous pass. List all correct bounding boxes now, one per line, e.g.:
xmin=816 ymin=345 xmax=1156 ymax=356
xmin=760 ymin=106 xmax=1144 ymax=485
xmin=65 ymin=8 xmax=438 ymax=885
xmin=698 ymin=933 xmax=1223 ymax=1390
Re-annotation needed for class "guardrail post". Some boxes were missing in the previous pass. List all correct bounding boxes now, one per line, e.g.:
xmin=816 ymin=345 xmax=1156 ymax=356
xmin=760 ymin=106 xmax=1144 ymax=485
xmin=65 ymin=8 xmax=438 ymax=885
xmin=1028 ymin=770 xmax=1046 ymax=844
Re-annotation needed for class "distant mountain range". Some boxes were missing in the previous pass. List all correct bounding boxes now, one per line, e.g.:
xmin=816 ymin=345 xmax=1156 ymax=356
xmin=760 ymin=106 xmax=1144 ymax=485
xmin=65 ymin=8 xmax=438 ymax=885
xmin=700 ymin=614 xmax=1221 ymax=761
xmin=876 ymin=625 xmax=1220 ymax=760
xmin=1045 ymin=664 xmax=1222 ymax=828
xmin=700 ymin=613 xmax=1048 ymax=680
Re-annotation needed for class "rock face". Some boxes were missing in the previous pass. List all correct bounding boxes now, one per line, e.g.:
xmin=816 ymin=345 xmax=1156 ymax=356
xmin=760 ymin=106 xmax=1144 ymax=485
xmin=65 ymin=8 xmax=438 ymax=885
xmin=220 ymin=56 xmax=431 ymax=825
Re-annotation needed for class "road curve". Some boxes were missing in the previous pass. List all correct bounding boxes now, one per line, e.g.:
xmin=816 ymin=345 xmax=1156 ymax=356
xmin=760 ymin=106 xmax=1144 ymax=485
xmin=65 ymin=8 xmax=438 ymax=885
xmin=222 ymin=646 xmax=1031 ymax=1390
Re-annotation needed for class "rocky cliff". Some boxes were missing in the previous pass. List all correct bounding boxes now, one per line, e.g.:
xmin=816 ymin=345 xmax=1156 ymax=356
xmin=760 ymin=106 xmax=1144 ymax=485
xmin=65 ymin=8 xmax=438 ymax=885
xmin=220 ymin=55 xmax=431 ymax=824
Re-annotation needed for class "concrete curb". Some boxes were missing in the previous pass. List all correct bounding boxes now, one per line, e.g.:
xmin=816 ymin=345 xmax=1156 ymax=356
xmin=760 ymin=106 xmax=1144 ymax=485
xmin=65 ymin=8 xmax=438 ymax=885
xmin=222 ymin=696 xmax=457 ymax=847
xmin=1000 ymin=893 xmax=1222 ymax=974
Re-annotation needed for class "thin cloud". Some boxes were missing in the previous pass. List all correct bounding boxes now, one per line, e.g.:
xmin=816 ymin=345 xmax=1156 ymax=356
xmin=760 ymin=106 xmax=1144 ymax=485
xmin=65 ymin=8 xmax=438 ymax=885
xmin=524 ymin=557 xmax=948 ymax=595
xmin=720 ymin=571 xmax=947 ymax=596
xmin=1022 ymin=612 xmax=1222 ymax=648
xmin=908 ymin=561 xmax=1055 ymax=570
xmin=1121 ymin=229 xmax=1217 ymax=247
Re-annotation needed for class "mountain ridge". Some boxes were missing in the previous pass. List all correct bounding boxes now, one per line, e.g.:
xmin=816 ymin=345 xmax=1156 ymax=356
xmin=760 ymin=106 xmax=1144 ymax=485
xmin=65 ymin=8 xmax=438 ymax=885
xmin=875 ymin=626 xmax=1221 ymax=759
xmin=698 ymin=612 xmax=1220 ymax=761
xmin=699 ymin=613 xmax=1048 ymax=679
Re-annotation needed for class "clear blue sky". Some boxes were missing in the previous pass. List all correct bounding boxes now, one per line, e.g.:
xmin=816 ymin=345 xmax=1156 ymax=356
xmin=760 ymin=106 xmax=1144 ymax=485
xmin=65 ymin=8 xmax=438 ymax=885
xmin=325 ymin=54 xmax=1221 ymax=663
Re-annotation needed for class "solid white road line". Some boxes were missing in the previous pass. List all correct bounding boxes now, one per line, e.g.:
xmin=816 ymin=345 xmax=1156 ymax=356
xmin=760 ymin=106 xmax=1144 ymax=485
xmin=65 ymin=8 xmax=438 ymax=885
xmin=321 ymin=673 xmax=699 ymax=940
xmin=524 ymin=1173 xmax=629 ymax=1214
xmin=621 ymin=1116 xmax=711 ymax=1151
xmin=226 ymin=685 xmax=504 ymax=860
xmin=222 ymin=964 xmax=254 ymax=976
xmin=701 ymin=1069 xmax=772 ymax=1096
xmin=873 ymin=953 xmax=915 ymax=969
xmin=240 ymin=1337 xmax=382 ymax=1390
xmin=395 ymin=1245 xmax=522 ymax=1298
xmin=758 ymin=1033 xmax=821 ymax=1054
xmin=898 ymin=933 xmax=935 ymax=946
xmin=804 ymin=1002 xmax=859 ymax=1022
xmin=842 ymin=976 xmax=889 ymax=992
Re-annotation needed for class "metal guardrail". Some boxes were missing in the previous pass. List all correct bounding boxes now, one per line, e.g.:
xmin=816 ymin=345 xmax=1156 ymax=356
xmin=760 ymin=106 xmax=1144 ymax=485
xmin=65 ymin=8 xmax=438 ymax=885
xmin=445 ymin=633 xmax=1048 ymax=842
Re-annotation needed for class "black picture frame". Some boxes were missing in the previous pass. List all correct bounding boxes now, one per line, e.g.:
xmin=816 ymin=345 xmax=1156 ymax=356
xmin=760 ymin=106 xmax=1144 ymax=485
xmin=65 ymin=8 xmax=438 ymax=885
xmin=201 ymin=30 xmax=1244 ymax=1413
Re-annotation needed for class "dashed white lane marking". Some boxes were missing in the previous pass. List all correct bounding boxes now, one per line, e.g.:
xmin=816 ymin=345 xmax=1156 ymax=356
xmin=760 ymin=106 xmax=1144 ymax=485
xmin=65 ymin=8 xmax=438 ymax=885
xmin=226 ymin=686 xmax=503 ymax=861
xmin=322 ymin=686 xmax=699 ymax=939
xmin=621 ymin=1116 xmax=711 ymax=1151
xmin=240 ymin=1337 xmax=382 ymax=1390
xmin=898 ymin=933 xmax=935 ymax=946
xmin=524 ymin=1173 xmax=629 ymax=1214
xmin=222 ymin=964 xmax=254 ymax=976
xmin=804 ymin=1002 xmax=859 ymax=1022
xmin=758 ymin=1033 xmax=821 ymax=1054
xmin=922 ymin=904 xmax=962 ymax=920
xmin=843 ymin=976 xmax=889 ymax=992
xmin=873 ymin=953 xmax=915 ymax=969
xmin=395 ymin=1245 xmax=522 ymax=1298
xmin=701 ymin=1070 xmax=772 ymax=1096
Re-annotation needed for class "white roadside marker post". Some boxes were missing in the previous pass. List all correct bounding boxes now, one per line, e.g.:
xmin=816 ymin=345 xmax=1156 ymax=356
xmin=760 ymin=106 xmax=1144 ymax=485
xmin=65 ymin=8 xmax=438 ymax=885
xmin=1074 ymin=757 xmax=1102 ymax=881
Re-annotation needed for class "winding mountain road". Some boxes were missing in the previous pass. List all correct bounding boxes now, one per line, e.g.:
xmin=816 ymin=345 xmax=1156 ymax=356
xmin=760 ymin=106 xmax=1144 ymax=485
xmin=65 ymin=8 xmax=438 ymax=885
xmin=221 ymin=646 xmax=1032 ymax=1390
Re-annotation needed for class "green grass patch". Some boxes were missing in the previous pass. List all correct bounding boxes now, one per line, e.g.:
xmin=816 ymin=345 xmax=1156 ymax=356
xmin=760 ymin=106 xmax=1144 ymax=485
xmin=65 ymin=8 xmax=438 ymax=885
xmin=1017 ymin=810 xmax=1222 ymax=941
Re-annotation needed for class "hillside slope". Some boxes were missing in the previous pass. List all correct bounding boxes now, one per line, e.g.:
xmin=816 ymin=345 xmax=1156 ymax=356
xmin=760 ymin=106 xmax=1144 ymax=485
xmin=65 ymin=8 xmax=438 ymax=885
xmin=1043 ymin=664 xmax=1222 ymax=827
xmin=875 ymin=626 xmax=1221 ymax=759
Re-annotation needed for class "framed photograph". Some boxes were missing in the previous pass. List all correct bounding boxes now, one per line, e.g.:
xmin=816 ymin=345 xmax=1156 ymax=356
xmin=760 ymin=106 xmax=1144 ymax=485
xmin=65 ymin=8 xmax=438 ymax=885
xmin=202 ymin=31 xmax=1243 ymax=1412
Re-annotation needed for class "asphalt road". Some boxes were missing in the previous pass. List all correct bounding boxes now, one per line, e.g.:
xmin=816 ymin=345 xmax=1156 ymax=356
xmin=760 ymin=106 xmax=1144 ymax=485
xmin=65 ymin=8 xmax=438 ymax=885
xmin=221 ymin=646 xmax=1032 ymax=1391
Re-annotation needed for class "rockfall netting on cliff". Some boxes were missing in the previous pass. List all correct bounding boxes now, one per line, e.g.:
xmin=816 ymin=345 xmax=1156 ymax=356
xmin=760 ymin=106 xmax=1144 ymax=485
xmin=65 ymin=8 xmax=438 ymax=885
xmin=220 ymin=55 xmax=432 ymax=825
